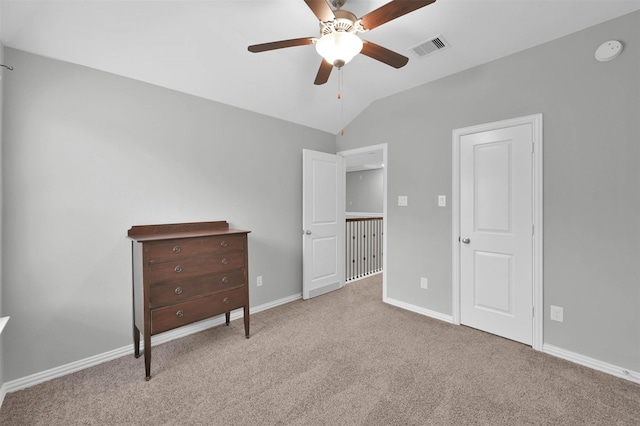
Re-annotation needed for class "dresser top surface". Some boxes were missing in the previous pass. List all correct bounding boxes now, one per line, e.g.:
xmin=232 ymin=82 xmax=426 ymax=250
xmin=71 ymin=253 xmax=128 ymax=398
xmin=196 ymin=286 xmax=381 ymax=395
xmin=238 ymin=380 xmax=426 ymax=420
xmin=127 ymin=220 xmax=250 ymax=242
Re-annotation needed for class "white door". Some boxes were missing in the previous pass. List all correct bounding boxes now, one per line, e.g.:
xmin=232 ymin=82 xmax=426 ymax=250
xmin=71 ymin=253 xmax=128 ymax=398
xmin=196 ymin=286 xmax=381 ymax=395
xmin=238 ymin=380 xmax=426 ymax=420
xmin=459 ymin=124 xmax=533 ymax=344
xmin=302 ymin=149 xmax=345 ymax=299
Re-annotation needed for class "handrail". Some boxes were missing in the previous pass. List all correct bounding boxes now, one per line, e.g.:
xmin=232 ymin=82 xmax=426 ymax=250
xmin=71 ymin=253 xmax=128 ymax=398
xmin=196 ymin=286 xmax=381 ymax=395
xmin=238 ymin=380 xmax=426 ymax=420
xmin=346 ymin=217 xmax=383 ymax=222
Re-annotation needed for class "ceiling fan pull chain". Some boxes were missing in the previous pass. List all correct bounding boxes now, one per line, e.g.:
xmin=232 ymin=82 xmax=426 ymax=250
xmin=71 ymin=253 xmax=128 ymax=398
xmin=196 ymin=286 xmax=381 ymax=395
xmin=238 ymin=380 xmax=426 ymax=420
xmin=337 ymin=66 xmax=342 ymax=100
xmin=339 ymin=68 xmax=345 ymax=136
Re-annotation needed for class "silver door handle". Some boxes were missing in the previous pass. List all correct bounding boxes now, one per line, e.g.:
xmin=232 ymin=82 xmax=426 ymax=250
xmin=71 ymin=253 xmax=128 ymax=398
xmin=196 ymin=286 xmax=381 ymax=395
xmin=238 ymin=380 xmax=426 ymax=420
xmin=304 ymin=230 xmax=312 ymax=235
xmin=461 ymin=238 xmax=471 ymax=244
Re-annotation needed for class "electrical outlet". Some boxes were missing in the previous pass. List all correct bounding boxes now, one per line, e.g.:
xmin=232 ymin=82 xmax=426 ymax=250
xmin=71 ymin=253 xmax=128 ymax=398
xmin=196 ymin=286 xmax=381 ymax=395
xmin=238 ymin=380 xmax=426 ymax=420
xmin=420 ymin=277 xmax=428 ymax=289
xmin=550 ymin=305 xmax=563 ymax=322
xmin=398 ymin=196 xmax=408 ymax=206
xmin=257 ymin=276 xmax=263 ymax=287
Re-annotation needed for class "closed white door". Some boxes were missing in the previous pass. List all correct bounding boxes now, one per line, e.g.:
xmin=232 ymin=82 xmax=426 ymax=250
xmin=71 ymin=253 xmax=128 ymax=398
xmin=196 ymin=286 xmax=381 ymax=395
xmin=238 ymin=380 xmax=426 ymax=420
xmin=302 ymin=149 xmax=345 ymax=299
xmin=460 ymin=124 xmax=533 ymax=344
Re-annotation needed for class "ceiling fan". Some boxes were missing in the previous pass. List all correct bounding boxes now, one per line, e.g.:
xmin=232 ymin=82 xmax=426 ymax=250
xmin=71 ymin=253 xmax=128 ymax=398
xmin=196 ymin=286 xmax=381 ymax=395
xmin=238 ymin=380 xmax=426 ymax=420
xmin=248 ymin=0 xmax=436 ymax=85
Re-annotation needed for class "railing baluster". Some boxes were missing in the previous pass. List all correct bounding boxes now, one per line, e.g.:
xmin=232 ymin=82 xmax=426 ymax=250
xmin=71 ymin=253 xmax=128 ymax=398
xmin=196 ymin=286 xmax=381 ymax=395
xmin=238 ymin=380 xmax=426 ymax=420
xmin=345 ymin=217 xmax=383 ymax=281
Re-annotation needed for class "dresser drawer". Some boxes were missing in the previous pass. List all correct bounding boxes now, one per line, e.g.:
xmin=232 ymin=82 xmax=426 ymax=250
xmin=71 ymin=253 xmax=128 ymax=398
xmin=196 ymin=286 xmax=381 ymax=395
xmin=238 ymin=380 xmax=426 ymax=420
xmin=150 ymin=269 xmax=246 ymax=308
xmin=148 ymin=251 xmax=245 ymax=283
xmin=146 ymin=234 xmax=245 ymax=264
xmin=151 ymin=289 xmax=247 ymax=335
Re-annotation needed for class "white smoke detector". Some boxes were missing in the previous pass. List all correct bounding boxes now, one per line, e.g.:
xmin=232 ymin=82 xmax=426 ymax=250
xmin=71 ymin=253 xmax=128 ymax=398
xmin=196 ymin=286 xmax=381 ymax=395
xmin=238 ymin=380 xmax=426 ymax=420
xmin=595 ymin=40 xmax=623 ymax=62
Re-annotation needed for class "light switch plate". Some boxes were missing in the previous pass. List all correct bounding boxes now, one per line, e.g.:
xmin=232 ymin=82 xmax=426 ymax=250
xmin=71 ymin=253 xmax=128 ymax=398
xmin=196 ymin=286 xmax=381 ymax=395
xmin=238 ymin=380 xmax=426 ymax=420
xmin=398 ymin=196 xmax=408 ymax=206
xmin=438 ymin=195 xmax=446 ymax=207
xmin=420 ymin=277 xmax=428 ymax=289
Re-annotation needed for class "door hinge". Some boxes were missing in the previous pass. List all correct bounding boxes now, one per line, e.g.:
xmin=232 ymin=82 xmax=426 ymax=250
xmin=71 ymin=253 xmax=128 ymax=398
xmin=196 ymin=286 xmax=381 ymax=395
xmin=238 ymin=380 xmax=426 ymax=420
xmin=532 ymin=142 xmax=535 ymax=153
xmin=532 ymin=224 xmax=534 ymax=235
xmin=532 ymin=306 xmax=535 ymax=317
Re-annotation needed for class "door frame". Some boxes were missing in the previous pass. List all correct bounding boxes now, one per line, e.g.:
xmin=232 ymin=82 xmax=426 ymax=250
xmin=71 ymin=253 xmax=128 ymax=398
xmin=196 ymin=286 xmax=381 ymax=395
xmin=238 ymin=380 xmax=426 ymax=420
xmin=337 ymin=144 xmax=388 ymax=299
xmin=452 ymin=114 xmax=543 ymax=350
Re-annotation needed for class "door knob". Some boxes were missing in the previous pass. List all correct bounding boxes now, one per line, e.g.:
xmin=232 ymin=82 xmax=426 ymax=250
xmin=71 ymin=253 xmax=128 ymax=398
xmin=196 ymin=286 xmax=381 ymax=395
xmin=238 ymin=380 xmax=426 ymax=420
xmin=461 ymin=238 xmax=471 ymax=244
xmin=305 ymin=230 xmax=312 ymax=235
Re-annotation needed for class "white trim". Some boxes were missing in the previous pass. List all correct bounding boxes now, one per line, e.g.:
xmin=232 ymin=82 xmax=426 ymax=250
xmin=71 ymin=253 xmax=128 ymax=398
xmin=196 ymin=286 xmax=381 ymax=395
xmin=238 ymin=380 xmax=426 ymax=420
xmin=452 ymin=133 xmax=461 ymax=325
xmin=5 ymin=342 xmax=135 ymax=394
xmin=543 ymin=344 xmax=640 ymax=384
xmin=338 ymin=144 xmax=388 ymax=302
xmin=345 ymin=212 xmax=383 ymax=218
xmin=0 ymin=383 xmax=7 ymax=408
xmin=384 ymin=297 xmax=454 ymax=324
xmin=531 ymin=115 xmax=544 ymax=351
xmin=249 ymin=293 xmax=302 ymax=314
xmin=452 ymin=113 xmax=544 ymax=350
xmin=0 ymin=316 xmax=9 ymax=335
xmin=1 ymin=293 xmax=301 ymax=395
xmin=0 ymin=317 xmax=10 ymax=406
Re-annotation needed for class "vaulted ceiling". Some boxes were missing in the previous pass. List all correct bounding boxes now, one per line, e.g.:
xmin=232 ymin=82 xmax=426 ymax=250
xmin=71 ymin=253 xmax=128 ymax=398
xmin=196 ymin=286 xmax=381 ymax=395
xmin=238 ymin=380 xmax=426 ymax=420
xmin=1 ymin=1 xmax=638 ymax=134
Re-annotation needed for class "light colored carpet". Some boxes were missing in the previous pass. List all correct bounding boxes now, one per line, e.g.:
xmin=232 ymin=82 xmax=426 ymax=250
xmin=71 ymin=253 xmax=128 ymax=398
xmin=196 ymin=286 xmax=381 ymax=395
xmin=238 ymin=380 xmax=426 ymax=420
xmin=1 ymin=274 xmax=639 ymax=425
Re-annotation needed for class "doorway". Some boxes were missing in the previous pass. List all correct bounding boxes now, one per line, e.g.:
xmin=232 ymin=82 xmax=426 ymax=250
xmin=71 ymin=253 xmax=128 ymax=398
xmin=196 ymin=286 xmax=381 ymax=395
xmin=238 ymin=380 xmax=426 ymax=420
xmin=452 ymin=114 xmax=543 ymax=350
xmin=338 ymin=144 xmax=388 ymax=298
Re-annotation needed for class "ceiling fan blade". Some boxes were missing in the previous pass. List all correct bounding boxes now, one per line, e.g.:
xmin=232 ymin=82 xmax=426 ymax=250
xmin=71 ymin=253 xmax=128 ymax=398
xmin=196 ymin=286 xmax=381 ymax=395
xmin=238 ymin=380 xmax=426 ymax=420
xmin=314 ymin=59 xmax=333 ymax=85
xmin=304 ymin=0 xmax=335 ymax=22
xmin=360 ymin=0 xmax=436 ymax=31
xmin=361 ymin=41 xmax=409 ymax=68
xmin=248 ymin=37 xmax=316 ymax=53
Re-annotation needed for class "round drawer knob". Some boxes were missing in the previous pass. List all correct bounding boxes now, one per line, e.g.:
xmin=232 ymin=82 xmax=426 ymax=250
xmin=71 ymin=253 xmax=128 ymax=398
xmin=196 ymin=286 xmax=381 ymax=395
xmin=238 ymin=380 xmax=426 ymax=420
xmin=222 ymin=297 xmax=230 ymax=305
xmin=221 ymin=258 xmax=228 ymax=265
xmin=176 ymin=310 xmax=184 ymax=318
xmin=174 ymin=266 xmax=183 ymax=273
xmin=174 ymin=287 xmax=183 ymax=295
xmin=220 ymin=241 xmax=228 ymax=248
xmin=221 ymin=276 xmax=229 ymax=284
xmin=172 ymin=246 xmax=181 ymax=253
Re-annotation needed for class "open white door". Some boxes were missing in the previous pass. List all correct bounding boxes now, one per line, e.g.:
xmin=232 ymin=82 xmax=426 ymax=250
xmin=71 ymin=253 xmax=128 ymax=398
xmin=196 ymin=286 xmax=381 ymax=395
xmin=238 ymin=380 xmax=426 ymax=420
xmin=302 ymin=149 xmax=345 ymax=299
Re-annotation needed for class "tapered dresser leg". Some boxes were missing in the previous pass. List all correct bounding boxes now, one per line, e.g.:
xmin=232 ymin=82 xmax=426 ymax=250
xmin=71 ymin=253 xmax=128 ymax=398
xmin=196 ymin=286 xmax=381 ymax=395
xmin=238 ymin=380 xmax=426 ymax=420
xmin=144 ymin=333 xmax=151 ymax=381
xmin=133 ymin=326 xmax=141 ymax=358
xmin=244 ymin=305 xmax=250 ymax=338
xmin=225 ymin=312 xmax=230 ymax=326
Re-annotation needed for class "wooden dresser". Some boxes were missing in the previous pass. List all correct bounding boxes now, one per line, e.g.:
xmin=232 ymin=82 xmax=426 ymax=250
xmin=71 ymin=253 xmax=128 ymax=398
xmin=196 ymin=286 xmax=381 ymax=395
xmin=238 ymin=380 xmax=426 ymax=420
xmin=127 ymin=220 xmax=250 ymax=380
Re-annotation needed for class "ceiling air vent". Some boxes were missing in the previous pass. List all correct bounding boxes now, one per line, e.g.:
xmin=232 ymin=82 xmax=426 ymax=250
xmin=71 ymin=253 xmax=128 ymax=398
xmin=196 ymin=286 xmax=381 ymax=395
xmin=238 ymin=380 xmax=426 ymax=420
xmin=410 ymin=35 xmax=450 ymax=59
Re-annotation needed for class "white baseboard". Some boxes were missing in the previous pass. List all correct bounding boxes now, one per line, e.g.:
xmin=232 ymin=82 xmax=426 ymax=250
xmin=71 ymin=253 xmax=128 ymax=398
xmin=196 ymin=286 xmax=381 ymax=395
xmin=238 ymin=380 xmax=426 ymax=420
xmin=383 ymin=297 xmax=454 ymax=324
xmin=543 ymin=343 xmax=640 ymax=384
xmin=0 ymin=382 xmax=7 ymax=408
xmin=1 ymin=292 xmax=302 ymax=396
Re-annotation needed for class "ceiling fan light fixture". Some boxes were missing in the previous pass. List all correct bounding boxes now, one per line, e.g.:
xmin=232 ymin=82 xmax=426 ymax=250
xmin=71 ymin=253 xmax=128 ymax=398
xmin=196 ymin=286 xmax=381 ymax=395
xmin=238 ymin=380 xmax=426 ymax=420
xmin=315 ymin=31 xmax=363 ymax=68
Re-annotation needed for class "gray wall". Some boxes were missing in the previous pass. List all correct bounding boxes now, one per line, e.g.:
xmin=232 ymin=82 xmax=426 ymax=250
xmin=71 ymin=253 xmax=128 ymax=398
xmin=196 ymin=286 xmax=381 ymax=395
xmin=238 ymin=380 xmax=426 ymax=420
xmin=0 ymin=42 xmax=5 ymax=387
xmin=1 ymin=48 xmax=335 ymax=381
xmin=346 ymin=169 xmax=383 ymax=213
xmin=337 ymin=11 xmax=640 ymax=371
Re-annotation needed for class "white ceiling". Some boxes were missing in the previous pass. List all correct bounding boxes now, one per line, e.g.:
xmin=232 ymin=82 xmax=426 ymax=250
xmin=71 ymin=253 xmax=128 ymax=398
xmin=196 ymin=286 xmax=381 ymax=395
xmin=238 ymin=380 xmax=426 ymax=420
xmin=1 ymin=0 xmax=639 ymax=134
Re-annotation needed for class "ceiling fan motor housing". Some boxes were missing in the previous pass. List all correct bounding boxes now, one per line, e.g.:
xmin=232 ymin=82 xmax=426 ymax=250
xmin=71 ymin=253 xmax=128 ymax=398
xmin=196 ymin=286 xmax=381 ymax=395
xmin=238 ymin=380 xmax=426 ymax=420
xmin=320 ymin=9 xmax=361 ymax=36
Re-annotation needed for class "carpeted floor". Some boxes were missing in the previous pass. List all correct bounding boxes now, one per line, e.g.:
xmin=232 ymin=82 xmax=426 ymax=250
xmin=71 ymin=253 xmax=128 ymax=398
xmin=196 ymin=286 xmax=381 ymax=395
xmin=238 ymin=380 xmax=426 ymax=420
xmin=1 ymin=273 xmax=639 ymax=425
